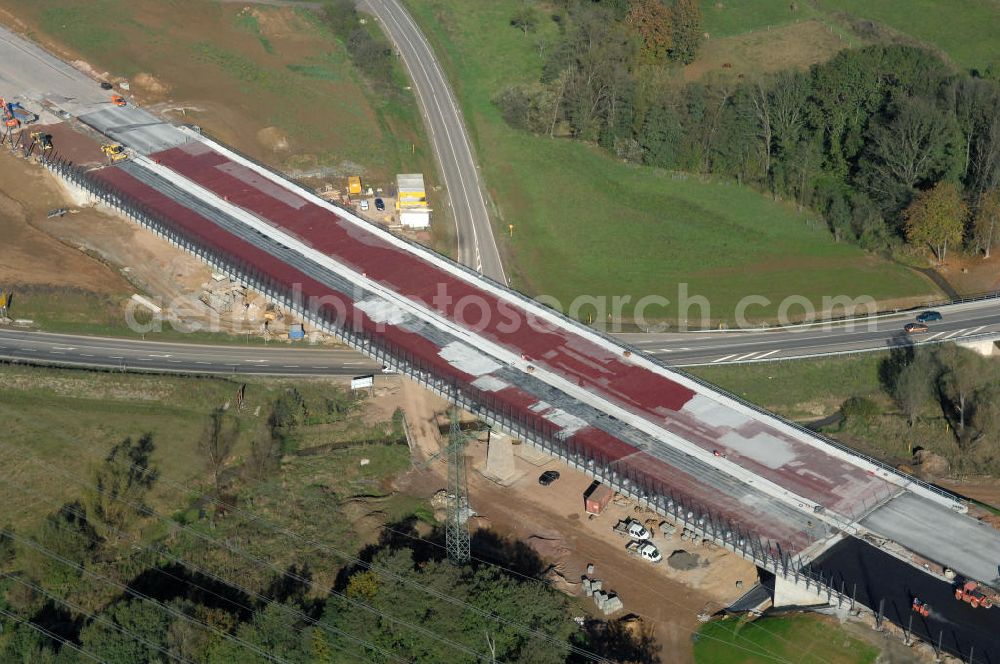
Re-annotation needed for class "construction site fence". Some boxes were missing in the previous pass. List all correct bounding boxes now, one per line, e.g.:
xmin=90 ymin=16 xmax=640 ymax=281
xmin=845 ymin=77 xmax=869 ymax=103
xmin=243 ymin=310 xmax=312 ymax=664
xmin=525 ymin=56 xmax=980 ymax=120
xmin=46 ymin=156 xmax=872 ymax=606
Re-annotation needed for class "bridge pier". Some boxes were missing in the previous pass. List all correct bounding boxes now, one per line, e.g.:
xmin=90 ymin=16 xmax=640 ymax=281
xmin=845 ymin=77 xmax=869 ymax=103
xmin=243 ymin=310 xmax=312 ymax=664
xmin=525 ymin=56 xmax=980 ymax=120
xmin=483 ymin=431 xmax=518 ymax=485
xmin=956 ymin=338 xmax=997 ymax=357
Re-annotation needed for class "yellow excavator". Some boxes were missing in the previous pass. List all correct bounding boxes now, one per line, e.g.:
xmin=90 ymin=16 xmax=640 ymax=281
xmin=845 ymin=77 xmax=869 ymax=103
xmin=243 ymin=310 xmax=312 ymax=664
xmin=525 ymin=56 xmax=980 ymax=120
xmin=101 ymin=143 xmax=128 ymax=163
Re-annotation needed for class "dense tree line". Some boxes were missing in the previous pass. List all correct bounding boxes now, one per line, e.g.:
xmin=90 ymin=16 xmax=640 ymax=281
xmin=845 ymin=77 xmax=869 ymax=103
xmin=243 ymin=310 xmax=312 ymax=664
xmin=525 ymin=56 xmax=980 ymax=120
xmin=876 ymin=344 xmax=1000 ymax=472
xmin=497 ymin=3 xmax=1000 ymax=261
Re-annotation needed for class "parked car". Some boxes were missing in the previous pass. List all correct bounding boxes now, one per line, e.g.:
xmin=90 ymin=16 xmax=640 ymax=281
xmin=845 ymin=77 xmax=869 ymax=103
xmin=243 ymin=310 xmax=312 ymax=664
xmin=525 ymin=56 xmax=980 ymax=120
xmin=360 ymin=199 xmax=369 ymax=211
xmin=375 ymin=198 xmax=386 ymax=211
xmin=614 ymin=518 xmax=651 ymax=540
xmin=626 ymin=540 xmax=662 ymax=563
xmin=538 ymin=470 xmax=560 ymax=486
xmin=904 ymin=322 xmax=929 ymax=334
xmin=916 ymin=310 xmax=942 ymax=323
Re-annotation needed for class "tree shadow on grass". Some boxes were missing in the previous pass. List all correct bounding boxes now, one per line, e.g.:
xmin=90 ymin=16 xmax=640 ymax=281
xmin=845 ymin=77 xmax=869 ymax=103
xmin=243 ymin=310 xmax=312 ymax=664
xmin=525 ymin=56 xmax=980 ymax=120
xmin=127 ymin=563 xmax=255 ymax=622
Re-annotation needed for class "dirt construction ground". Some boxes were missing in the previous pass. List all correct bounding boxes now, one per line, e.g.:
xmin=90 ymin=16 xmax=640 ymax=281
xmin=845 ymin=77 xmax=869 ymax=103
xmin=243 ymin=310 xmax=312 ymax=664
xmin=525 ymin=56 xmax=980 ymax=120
xmin=0 ymin=147 xmax=264 ymax=332
xmin=383 ymin=378 xmax=757 ymax=662
xmin=0 ymin=150 xmax=128 ymax=292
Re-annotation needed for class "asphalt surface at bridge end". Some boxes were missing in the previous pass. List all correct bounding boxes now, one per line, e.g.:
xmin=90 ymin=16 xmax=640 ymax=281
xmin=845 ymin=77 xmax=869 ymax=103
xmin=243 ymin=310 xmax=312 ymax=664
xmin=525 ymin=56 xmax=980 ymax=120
xmin=812 ymin=537 xmax=1000 ymax=663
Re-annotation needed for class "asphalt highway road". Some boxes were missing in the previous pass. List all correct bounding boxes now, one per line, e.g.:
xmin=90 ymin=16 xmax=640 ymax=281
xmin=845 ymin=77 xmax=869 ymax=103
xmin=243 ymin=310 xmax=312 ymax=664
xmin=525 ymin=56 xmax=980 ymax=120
xmin=361 ymin=0 xmax=507 ymax=283
xmin=4 ymin=299 xmax=999 ymax=377
xmin=624 ymin=297 xmax=1000 ymax=365
xmin=0 ymin=329 xmax=380 ymax=377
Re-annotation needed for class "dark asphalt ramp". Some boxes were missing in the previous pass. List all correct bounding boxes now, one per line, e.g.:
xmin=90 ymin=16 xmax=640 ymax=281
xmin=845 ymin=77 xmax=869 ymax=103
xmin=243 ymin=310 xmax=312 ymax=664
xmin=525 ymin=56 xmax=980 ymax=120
xmin=812 ymin=537 xmax=1000 ymax=663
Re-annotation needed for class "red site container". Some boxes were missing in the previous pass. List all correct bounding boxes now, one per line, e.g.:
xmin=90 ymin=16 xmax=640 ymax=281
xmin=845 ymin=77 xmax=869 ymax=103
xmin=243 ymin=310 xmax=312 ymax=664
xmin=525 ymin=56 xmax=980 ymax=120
xmin=584 ymin=481 xmax=613 ymax=515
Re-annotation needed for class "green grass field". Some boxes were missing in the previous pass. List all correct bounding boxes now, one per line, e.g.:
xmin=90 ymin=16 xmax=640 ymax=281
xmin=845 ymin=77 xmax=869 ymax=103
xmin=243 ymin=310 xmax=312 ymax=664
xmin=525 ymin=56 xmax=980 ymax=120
xmin=6 ymin=287 xmax=294 ymax=344
xmin=5 ymin=0 xmax=434 ymax=189
xmin=403 ymin=0 xmax=936 ymax=324
xmin=702 ymin=0 xmax=821 ymax=37
xmin=689 ymin=352 xmax=884 ymax=419
xmin=704 ymin=0 xmax=1000 ymax=74
xmin=695 ymin=615 xmax=879 ymax=664
xmin=815 ymin=0 xmax=1000 ymax=73
xmin=0 ymin=364 xmax=424 ymax=598
xmin=0 ymin=366 xmax=394 ymax=531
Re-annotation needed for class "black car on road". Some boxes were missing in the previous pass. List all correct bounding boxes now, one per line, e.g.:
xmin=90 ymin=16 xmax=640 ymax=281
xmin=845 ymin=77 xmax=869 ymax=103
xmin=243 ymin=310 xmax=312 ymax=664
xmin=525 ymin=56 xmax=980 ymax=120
xmin=916 ymin=310 xmax=942 ymax=323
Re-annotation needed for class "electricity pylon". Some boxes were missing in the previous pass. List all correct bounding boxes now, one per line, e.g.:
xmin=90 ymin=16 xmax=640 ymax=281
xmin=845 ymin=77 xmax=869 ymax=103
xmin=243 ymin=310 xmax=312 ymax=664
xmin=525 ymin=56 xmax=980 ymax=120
xmin=445 ymin=407 xmax=471 ymax=565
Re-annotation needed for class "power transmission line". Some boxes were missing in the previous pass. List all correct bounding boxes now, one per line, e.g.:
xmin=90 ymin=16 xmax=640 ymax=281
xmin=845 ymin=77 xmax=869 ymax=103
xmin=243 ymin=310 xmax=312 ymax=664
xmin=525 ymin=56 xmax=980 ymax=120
xmin=0 ymin=570 xmax=196 ymax=664
xmin=0 ymin=473 xmax=405 ymax=664
xmin=446 ymin=407 xmax=472 ymax=565
xmin=4 ymin=530 xmax=293 ymax=664
xmin=0 ymin=606 xmax=108 ymax=664
xmin=0 ymin=442 xmax=496 ymax=664
xmin=0 ymin=406 xmax=613 ymax=664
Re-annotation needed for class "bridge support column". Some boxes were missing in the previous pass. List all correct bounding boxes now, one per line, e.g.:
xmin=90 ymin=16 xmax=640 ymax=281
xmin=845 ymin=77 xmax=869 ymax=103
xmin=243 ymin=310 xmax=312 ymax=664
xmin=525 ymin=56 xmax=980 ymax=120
xmin=483 ymin=432 xmax=518 ymax=485
xmin=956 ymin=339 xmax=996 ymax=357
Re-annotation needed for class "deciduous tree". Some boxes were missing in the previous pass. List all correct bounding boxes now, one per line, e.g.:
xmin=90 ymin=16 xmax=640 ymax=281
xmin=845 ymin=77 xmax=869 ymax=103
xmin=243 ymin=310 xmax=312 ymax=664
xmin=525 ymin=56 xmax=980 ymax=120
xmin=972 ymin=189 xmax=1000 ymax=257
xmin=936 ymin=344 xmax=985 ymax=439
xmin=893 ymin=353 xmax=934 ymax=427
xmin=668 ymin=0 xmax=702 ymax=64
xmin=904 ymin=181 xmax=967 ymax=262
xmin=510 ymin=5 xmax=540 ymax=35
xmin=199 ymin=407 xmax=238 ymax=494
xmin=626 ymin=0 xmax=672 ymax=61
xmin=85 ymin=434 xmax=158 ymax=539
xmin=860 ymin=97 xmax=961 ymax=214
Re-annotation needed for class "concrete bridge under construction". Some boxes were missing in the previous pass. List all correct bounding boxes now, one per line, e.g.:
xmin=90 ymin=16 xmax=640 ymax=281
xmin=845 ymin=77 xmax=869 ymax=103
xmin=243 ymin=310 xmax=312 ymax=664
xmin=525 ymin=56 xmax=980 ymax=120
xmin=37 ymin=103 xmax=995 ymax=585
xmin=2 ymin=17 xmax=999 ymax=659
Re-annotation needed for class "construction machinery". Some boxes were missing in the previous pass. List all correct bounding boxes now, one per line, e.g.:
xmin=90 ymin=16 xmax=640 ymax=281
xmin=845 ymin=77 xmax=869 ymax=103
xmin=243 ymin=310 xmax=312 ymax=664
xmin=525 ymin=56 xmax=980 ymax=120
xmin=30 ymin=131 xmax=52 ymax=151
xmin=1 ymin=97 xmax=18 ymax=128
xmin=955 ymin=581 xmax=995 ymax=609
xmin=101 ymin=143 xmax=128 ymax=163
xmin=111 ymin=94 xmax=126 ymax=107
xmin=912 ymin=597 xmax=930 ymax=617
xmin=9 ymin=102 xmax=36 ymax=125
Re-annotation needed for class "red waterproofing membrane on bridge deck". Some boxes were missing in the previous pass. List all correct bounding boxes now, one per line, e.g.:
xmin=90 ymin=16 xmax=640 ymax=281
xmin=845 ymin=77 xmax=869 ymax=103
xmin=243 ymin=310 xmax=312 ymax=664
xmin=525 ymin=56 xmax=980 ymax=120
xmin=150 ymin=143 xmax=893 ymax=518
xmin=94 ymin=164 xmax=819 ymax=551
xmin=150 ymin=142 xmax=893 ymax=519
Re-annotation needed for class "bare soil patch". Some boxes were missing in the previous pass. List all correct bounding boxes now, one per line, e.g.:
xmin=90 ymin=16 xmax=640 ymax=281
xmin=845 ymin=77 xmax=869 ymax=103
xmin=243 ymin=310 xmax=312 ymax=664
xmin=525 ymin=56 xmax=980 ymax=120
xmin=0 ymin=151 xmax=127 ymax=293
xmin=685 ymin=19 xmax=849 ymax=82
xmin=935 ymin=253 xmax=1000 ymax=296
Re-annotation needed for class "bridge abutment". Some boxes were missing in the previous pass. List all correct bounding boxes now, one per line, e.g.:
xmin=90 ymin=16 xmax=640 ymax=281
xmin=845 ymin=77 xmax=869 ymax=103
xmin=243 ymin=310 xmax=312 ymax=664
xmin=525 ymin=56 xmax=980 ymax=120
xmin=957 ymin=338 xmax=997 ymax=357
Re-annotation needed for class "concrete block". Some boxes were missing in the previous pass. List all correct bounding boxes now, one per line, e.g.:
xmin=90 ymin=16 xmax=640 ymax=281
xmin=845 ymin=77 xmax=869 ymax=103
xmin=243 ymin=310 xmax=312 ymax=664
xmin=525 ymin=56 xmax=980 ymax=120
xmin=602 ymin=595 xmax=624 ymax=615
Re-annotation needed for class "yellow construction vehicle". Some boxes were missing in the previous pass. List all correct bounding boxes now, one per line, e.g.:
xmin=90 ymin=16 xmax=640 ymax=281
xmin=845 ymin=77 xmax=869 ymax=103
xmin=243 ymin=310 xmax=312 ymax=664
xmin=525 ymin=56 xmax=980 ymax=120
xmin=101 ymin=143 xmax=128 ymax=163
